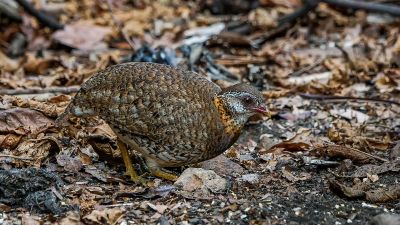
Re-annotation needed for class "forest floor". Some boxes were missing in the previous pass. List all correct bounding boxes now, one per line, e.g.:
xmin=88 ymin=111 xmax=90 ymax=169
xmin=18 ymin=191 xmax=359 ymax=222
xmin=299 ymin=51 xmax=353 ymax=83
xmin=0 ymin=0 xmax=399 ymax=224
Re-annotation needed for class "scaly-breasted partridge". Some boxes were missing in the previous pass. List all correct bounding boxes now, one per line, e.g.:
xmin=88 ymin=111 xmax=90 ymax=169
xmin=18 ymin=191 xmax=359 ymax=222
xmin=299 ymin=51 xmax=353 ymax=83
xmin=57 ymin=62 xmax=266 ymax=182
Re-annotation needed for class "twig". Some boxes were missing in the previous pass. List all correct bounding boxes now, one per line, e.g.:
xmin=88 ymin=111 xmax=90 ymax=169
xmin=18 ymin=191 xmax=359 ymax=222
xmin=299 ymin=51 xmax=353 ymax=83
xmin=252 ymin=0 xmax=318 ymax=46
xmin=349 ymin=147 xmax=388 ymax=162
xmin=14 ymin=0 xmax=64 ymax=30
xmin=278 ymin=0 xmax=319 ymax=25
xmin=103 ymin=202 xmax=135 ymax=208
xmin=288 ymin=57 xmax=324 ymax=77
xmin=320 ymin=0 xmax=400 ymax=17
xmin=300 ymin=93 xmax=400 ymax=106
xmin=0 ymin=154 xmax=33 ymax=161
xmin=0 ymin=86 xmax=80 ymax=95
xmin=105 ymin=0 xmax=136 ymax=51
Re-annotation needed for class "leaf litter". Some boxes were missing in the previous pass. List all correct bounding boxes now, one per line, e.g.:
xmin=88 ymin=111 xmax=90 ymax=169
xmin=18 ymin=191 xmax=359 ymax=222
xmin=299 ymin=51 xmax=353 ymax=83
xmin=0 ymin=0 xmax=399 ymax=224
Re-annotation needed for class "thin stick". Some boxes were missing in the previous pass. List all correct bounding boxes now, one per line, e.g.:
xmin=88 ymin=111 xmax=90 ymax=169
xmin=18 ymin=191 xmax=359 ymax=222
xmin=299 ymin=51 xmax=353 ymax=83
xmin=15 ymin=0 xmax=64 ymax=30
xmin=300 ymin=93 xmax=400 ymax=106
xmin=0 ymin=86 xmax=80 ymax=95
xmin=348 ymin=147 xmax=389 ymax=162
xmin=289 ymin=57 xmax=324 ymax=77
xmin=0 ymin=154 xmax=33 ymax=161
xmin=105 ymin=0 xmax=136 ymax=51
xmin=321 ymin=0 xmax=400 ymax=17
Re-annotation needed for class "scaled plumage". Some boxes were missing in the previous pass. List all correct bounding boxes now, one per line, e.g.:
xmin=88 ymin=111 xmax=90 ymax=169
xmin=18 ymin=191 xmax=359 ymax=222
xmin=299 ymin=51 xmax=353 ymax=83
xmin=58 ymin=62 xmax=266 ymax=180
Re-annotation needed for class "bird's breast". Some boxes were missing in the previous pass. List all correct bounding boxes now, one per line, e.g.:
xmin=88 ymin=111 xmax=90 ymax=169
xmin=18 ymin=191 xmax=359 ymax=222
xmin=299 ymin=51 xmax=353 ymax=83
xmin=212 ymin=96 xmax=242 ymax=139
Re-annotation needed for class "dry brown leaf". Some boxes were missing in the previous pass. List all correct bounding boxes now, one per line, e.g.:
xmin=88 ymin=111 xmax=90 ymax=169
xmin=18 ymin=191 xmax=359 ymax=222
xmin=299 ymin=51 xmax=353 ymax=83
xmin=317 ymin=145 xmax=374 ymax=163
xmin=21 ymin=214 xmax=41 ymax=225
xmin=14 ymin=137 xmax=61 ymax=167
xmin=328 ymin=179 xmax=368 ymax=198
xmin=0 ymin=108 xmax=54 ymax=136
xmin=56 ymin=211 xmax=82 ymax=225
xmin=52 ymin=22 xmax=111 ymax=51
xmin=0 ymin=51 xmax=20 ymax=72
xmin=366 ymin=185 xmax=400 ymax=203
xmin=269 ymin=129 xmax=318 ymax=152
xmin=147 ymin=202 xmax=168 ymax=214
xmin=23 ymin=52 xmax=60 ymax=75
xmin=249 ymin=8 xmax=278 ymax=29
xmin=281 ymin=167 xmax=311 ymax=182
xmin=329 ymin=178 xmax=400 ymax=203
xmin=0 ymin=134 xmax=22 ymax=149
xmin=351 ymin=160 xmax=400 ymax=178
xmin=5 ymin=95 xmax=69 ymax=118
xmin=83 ymin=208 xmax=124 ymax=225
xmin=390 ymin=142 xmax=400 ymax=160
xmin=56 ymin=154 xmax=83 ymax=173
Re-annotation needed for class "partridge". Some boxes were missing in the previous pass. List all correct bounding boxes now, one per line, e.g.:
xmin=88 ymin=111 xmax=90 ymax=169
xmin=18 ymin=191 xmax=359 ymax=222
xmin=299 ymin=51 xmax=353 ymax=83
xmin=57 ymin=62 xmax=266 ymax=182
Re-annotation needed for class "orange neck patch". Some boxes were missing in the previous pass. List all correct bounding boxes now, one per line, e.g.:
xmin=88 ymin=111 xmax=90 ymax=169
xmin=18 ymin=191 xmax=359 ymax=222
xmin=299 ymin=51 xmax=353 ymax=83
xmin=213 ymin=96 xmax=242 ymax=137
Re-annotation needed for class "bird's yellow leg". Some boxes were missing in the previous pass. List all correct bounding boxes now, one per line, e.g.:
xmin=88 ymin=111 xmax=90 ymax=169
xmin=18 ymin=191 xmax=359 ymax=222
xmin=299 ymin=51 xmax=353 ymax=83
xmin=146 ymin=159 xmax=179 ymax=181
xmin=117 ymin=139 xmax=146 ymax=184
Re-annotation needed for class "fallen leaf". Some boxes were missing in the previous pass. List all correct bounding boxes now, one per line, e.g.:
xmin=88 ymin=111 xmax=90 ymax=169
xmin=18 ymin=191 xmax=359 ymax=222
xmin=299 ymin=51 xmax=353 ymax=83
xmin=329 ymin=178 xmax=400 ymax=203
xmin=0 ymin=134 xmax=22 ymax=149
xmin=52 ymin=22 xmax=111 ymax=51
xmin=56 ymin=154 xmax=83 ymax=173
xmin=147 ymin=202 xmax=168 ymax=214
xmin=14 ymin=137 xmax=60 ymax=167
xmin=22 ymin=214 xmax=41 ymax=225
xmin=330 ymin=108 xmax=370 ymax=124
xmin=0 ymin=108 xmax=54 ymax=136
xmin=0 ymin=50 xmax=20 ymax=72
xmin=351 ymin=160 xmax=400 ymax=177
xmin=281 ymin=167 xmax=311 ymax=182
xmin=366 ymin=185 xmax=400 ymax=203
xmin=83 ymin=208 xmax=124 ymax=225
xmin=317 ymin=145 xmax=374 ymax=164
xmin=287 ymin=72 xmax=332 ymax=86
xmin=57 ymin=211 xmax=82 ymax=225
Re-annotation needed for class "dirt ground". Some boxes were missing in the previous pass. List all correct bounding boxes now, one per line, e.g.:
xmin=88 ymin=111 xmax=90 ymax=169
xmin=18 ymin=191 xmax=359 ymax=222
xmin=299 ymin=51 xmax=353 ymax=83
xmin=0 ymin=0 xmax=399 ymax=224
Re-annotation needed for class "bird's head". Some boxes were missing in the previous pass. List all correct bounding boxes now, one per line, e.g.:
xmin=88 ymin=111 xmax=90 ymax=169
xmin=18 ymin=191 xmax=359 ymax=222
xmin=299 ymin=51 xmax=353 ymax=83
xmin=217 ymin=83 xmax=267 ymax=126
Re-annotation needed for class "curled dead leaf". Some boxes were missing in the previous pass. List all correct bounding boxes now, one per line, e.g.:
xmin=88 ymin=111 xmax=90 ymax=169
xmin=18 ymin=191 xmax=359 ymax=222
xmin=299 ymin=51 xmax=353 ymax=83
xmin=0 ymin=134 xmax=22 ymax=149
xmin=0 ymin=108 xmax=54 ymax=136
xmin=5 ymin=95 xmax=68 ymax=118
xmin=83 ymin=208 xmax=124 ymax=225
xmin=366 ymin=185 xmax=400 ymax=203
xmin=56 ymin=154 xmax=83 ymax=173
xmin=52 ymin=23 xmax=112 ymax=51
xmin=351 ymin=160 xmax=400 ymax=178
xmin=317 ymin=145 xmax=379 ymax=164
xmin=329 ymin=178 xmax=400 ymax=203
xmin=269 ymin=129 xmax=315 ymax=152
xmin=13 ymin=137 xmax=61 ymax=167
xmin=328 ymin=178 xmax=369 ymax=198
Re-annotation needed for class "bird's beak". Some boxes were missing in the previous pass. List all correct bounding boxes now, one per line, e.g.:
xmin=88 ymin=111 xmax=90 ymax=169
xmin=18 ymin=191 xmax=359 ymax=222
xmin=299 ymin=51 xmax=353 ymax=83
xmin=252 ymin=105 xmax=270 ymax=117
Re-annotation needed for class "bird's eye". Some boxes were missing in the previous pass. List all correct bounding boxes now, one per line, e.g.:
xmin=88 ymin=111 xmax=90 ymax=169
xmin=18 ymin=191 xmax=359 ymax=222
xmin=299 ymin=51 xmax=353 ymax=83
xmin=243 ymin=97 xmax=252 ymax=104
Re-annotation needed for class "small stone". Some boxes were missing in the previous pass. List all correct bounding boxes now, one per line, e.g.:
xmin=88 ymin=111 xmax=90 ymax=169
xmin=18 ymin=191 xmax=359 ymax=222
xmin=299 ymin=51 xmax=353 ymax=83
xmin=174 ymin=168 xmax=227 ymax=196
xmin=369 ymin=213 xmax=400 ymax=225
xmin=259 ymin=134 xmax=279 ymax=150
xmin=200 ymin=155 xmax=244 ymax=177
xmin=239 ymin=173 xmax=260 ymax=184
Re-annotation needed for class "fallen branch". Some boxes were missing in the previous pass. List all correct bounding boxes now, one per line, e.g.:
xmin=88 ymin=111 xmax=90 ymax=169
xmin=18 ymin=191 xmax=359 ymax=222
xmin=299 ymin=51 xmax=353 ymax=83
xmin=252 ymin=0 xmax=318 ymax=46
xmin=279 ymin=0 xmax=319 ymax=25
xmin=0 ymin=86 xmax=80 ymax=95
xmin=321 ymin=0 xmax=400 ymax=17
xmin=106 ymin=0 xmax=136 ymax=51
xmin=0 ymin=154 xmax=33 ymax=161
xmin=15 ymin=0 xmax=64 ymax=30
xmin=300 ymin=93 xmax=400 ymax=106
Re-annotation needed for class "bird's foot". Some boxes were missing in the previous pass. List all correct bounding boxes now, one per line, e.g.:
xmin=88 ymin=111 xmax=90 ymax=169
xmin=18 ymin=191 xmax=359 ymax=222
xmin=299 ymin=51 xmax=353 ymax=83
xmin=146 ymin=159 xmax=179 ymax=181
xmin=150 ymin=168 xmax=179 ymax=181
xmin=124 ymin=171 xmax=148 ymax=186
xmin=118 ymin=139 xmax=148 ymax=186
